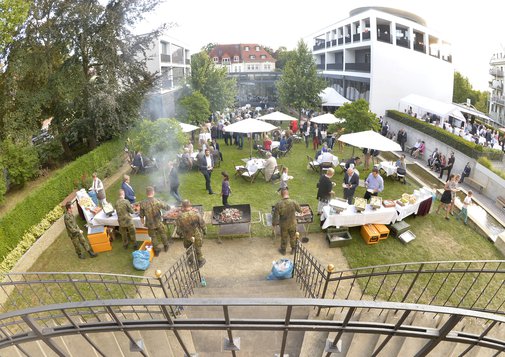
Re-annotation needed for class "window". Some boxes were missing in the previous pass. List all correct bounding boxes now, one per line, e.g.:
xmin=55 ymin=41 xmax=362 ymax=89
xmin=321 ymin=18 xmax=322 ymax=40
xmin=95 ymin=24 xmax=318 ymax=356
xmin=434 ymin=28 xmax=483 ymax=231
xmin=260 ymin=54 xmax=266 ymax=59
xmin=255 ymin=46 xmax=260 ymax=51
xmin=171 ymin=44 xmax=184 ymax=64
xmin=213 ymin=57 xmax=219 ymax=62
xmin=161 ymin=41 xmax=169 ymax=55
xmin=234 ymin=55 xmax=239 ymax=62
xmin=222 ymin=58 xmax=230 ymax=63
xmin=244 ymin=46 xmax=249 ymax=51
xmin=249 ymin=55 xmax=255 ymax=59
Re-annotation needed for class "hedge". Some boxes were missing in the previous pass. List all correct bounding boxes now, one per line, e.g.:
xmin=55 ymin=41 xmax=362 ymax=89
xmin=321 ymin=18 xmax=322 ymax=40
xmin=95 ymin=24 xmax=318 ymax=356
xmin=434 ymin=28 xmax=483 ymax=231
xmin=387 ymin=110 xmax=504 ymax=161
xmin=0 ymin=139 xmax=124 ymax=260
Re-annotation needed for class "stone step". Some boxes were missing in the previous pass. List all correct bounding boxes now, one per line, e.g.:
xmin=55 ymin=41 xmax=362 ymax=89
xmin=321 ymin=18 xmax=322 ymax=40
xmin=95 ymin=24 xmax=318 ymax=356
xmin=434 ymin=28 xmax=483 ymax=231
xmin=320 ymin=307 xmax=361 ymax=357
xmin=0 ymin=345 xmax=23 ymax=356
xmin=370 ymin=309 xmax=418 ymax=357
xmin=16 ymin=340 xmax=60 ymax=357
xmin=343 ymin=308 xmax=391 ymax=357
xmin=395 ymin=312 xmax=446 ymax=357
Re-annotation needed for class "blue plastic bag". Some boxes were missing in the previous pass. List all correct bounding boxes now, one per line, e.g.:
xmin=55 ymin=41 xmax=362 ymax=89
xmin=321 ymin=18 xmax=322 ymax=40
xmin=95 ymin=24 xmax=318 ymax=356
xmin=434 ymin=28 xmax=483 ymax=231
xmin=267 ymin=258 xmax=293 ymax=280
xmin=87 ymin=190 xmax=98 ymax=205
xmin=132 ymin=250 xmax=151 ymax=271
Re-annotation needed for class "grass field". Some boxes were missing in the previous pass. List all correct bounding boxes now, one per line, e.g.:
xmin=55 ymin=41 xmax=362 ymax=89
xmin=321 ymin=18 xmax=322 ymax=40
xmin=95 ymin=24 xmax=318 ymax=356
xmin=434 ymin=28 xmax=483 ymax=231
xmin=29 ymin=134 xmax=503 ymax=275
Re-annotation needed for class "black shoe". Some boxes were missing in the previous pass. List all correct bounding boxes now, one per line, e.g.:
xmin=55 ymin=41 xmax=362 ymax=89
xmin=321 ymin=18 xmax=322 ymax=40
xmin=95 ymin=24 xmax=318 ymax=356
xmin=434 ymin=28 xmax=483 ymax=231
xmin=88 ymin=250 xmax=97 ymax=258
xmin=164 ymin=244 xmax=169 ymax=252
xmin=198 ymin=258 xmax=206 ymax=268
xmin=154 ymin=249 xmax=160 ymax=257
xmin=78 ymin=253 xmax=86 ymax=259
xmin=278 ymin=248 xmax=286 ymax=255
xmin=209 ymin=191 xmax=215 ymax=195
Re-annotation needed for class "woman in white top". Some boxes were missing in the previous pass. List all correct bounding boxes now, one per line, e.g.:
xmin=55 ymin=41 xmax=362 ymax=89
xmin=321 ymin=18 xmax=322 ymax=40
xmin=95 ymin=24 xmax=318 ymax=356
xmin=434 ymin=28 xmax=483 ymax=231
xmin=90 ymin=172 xmax=107 ymax=206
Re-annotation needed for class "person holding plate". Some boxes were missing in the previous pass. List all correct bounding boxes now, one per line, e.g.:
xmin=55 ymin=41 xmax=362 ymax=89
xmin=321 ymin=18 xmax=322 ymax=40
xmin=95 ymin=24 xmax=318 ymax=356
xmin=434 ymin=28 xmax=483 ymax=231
xmin=364 ymin=167 xmax=384 ymax=200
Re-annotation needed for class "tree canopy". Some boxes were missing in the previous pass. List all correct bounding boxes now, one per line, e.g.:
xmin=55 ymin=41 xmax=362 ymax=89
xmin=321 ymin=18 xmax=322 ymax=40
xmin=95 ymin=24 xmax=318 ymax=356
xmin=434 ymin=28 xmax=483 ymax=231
xmin=276 ymin=40 xmax=326 ymax=119
xmin=453 ymin=71 xmax=488 ymax=113
xmin=179 ymin=90 xmax=211 ymax=125
xmin=189 ymin=51 xmax=237 ymax=113
xmin=0 ymin=0 xmax=29 ymax=56
xmin=332 ymin=99 xmax=379 ymax=134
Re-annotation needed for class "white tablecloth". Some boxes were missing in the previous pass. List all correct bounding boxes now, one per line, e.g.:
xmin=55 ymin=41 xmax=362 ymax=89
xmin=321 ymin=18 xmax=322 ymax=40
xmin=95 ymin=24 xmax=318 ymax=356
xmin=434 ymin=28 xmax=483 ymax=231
xmin=321 ymin=204 xmax=398 ymax=229
xmin=395 ymin=191 xmax=433 ymax=221
xmin=92 ymin=210 xmax=145 ymax=228
xmin=271 ymin=141 xmax=280 ymax=150
xmin=199 ymin=132 xmax=211 ymax=143
xmin=245 ymin=158 xmax=265 ymax=174
xmin=318 ymin=153 xmax=339 ymax=166
xmin=379 ymin=161 xmax=397 ymax=176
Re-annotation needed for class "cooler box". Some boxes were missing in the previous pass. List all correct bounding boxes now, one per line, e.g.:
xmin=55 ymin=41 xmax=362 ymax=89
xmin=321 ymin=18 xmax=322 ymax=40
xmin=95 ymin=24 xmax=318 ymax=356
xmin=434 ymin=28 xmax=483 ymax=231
xmin=135 ymin=228 xmax=150 ymax=241
xmin=326 ymin=227 xmax=352 ymax=248
xmin=373 ymin=224 xmax=390 ymax=240
xmin=139 ymin=240 xmax=154 ymax=262
xmin=87 ymin=226 xmax=110 ymax=245
xmin=91 ymin=241 xmax=112 ymax=253
xmin=388 ymin=221 xmax=411 ymax=238
xmin=360 ymin=224 xmax=380 ymax=245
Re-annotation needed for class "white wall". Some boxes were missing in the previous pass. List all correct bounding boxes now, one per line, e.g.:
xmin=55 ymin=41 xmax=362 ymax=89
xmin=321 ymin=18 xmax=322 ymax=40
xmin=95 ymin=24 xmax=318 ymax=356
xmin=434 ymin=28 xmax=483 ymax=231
xmin=370 ymin=41 xmax=453 ymax=117
xmin=144 ymin=41 xmax=161 ymax=74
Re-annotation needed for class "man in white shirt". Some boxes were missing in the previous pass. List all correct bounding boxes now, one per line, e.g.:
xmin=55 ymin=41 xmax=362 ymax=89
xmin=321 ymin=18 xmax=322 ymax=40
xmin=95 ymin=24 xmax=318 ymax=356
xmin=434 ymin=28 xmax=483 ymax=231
xmin=198 ymin=149 xmax=215 ymax=194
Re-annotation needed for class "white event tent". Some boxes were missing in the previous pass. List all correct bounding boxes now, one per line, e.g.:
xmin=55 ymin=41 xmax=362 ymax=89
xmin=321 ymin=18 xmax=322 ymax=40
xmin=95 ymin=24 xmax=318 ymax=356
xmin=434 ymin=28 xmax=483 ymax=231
xmin=319 ymin=87 xmax=351 ymax=107
xmin=399 ymin=94 xmax=466 ymax=124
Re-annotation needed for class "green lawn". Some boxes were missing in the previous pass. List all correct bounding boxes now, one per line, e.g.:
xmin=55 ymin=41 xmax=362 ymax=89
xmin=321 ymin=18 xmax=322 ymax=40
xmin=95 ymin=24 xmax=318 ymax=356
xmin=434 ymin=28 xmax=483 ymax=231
xmin=29 ymin=135 xmax=503 ymax=275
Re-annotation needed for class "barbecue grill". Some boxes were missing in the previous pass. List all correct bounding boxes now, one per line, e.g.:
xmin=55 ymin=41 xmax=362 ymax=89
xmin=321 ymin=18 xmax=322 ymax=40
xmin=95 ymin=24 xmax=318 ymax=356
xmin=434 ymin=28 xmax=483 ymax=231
xmin=212 ymin=204 xmax=258 ymax=240
xmin=269 ymin=204 xmax=313 ymax=240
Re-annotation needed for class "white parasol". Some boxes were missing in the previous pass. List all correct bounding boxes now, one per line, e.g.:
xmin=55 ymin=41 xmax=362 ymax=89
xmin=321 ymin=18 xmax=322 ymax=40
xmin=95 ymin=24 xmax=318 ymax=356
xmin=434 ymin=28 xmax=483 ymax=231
xmin=179 ymin=122 xmax=199 ymax=133
xmin=319 ymin=87 xmax=351 ymax=107
xmin=310 ymin=113 xmax=346 ymax=125
xmin=338 ymin=130 xmax=402 ymax=152
xmin=258 ymin=111 xmax=297 ymax=122
xmin=224 ymin=118 xmax=277 ymax=157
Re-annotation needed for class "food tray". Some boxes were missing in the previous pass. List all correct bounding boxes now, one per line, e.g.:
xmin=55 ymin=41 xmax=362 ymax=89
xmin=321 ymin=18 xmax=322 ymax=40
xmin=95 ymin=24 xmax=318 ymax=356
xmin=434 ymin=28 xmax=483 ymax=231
xmin=354 ymin=197 xmax=367 ymax=212
xmin=399 ymin=230 xmax=416 ymax=244
xmin=212 ymin=204 xmax=251 ymax=225
xmin=273 ymin=204 xmax=313 ymax=224
xmin=370 ymin=196 xmax=382 ymax=209
xmin=328 ymin=198 xmax=349 ymax=212
xmin=382 ymin=200 xmax=396 ymax=208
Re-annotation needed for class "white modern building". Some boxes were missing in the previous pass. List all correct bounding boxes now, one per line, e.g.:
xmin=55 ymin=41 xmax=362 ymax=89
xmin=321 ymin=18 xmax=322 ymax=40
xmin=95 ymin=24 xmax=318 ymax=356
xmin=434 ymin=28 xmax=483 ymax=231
xmin=308 ymin=7 xmax=454 ymax=116
xmin=144 ymin=35 xmax=191 ymax=92
xmin=489 ymin=51 xmax=505 ymax=125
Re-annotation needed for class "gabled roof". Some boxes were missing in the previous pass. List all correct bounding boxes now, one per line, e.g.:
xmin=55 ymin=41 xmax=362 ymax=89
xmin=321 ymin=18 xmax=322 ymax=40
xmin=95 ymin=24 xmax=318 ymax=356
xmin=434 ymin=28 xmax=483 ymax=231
xmin=209 ymin=44 xmax=275 ymax=63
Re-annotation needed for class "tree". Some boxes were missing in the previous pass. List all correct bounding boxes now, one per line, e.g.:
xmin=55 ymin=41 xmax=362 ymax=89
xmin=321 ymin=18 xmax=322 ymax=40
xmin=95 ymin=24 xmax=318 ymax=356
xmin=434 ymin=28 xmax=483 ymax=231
xmin=190 ymin=51 xmax=237 ymax=112
xmin=0 ymin=0 xmax=29 ymax=56
xmin=276 ymin=40 xmax=326 ymax=120
xmin=332 ymin=99 xmax=379 ymax=134
xmin=274 ymin=47 xmax=291 ymax=71
xmin=453 ymin=71 xmax=489 ymax=113
xmin=179 ymin=91 xmax=211 ymax=125
xmin=0 ymin=137 xmax=39 ymax=187
xmin=131 ymin=118 xmax=186 ymax=162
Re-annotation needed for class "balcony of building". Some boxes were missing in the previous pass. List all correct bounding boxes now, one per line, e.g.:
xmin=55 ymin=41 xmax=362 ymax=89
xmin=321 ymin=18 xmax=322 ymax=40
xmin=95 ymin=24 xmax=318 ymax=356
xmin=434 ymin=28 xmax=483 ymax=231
xmin=345 ymin=62 xmax=371 ymax=72
xmin=413 ymin=30 xmax=426 ymax=54
xmin=490 ymin=68 xmax=504 ymax=77
xmin=395 ymin=24 xmax=410 ymax=49
xmin=160 ymin=54 xmax=171 ymax=62
xmin=377 ymin=19 xmax=392 ymax=44
xmin=362 ymin=31 xmax=370 ymax=40
xmin=313 ymin=38 xmax=326 ymax=51
xmin=490 ymin=79 xmax=503 ymax=90
xmin=492 ymin=95 xmax=505 ymax=106
xmin=429 ymin=35 xmax=440 ymax=59
xmin=186 ymin=58 xmax=191 ymax=65
xmin=327 ymin=63 xmax=343 ymax=70
xmin=316 ymin=63 xmax=325 ymax=70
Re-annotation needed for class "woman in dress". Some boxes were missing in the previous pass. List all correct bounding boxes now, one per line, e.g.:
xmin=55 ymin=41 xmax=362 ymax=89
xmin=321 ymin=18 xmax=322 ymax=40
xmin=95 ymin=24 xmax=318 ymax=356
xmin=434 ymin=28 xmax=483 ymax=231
xmin=449 ymin=175 xmax=461 ymax=215
xmin=435 ymin=174 xmax=456 ymax=220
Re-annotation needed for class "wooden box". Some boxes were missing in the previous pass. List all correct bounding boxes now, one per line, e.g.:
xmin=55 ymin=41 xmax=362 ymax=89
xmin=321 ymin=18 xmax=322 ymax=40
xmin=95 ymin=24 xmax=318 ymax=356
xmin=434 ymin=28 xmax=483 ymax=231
xmin=373 ymin=224 xmax=390 ymax=240
xmin=135 ymin=228 xmax=150 ymax=241
xmin=139 ymin=240 xmax=154 ymax=262
xmin=360 ymin=224 xmax=380 ymax=245
xmin=91 ymin=241 xmax=112 ymax=253
xmin=87 ymin=226 xmax=109 ymax=245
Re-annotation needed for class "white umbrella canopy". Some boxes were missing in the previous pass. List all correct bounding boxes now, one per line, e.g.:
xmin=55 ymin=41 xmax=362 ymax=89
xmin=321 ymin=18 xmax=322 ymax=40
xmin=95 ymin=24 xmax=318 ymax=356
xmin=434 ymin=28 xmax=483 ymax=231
xmin=338 ymin=130 xmax=402 ymax=152
xmin=319 ymin=87 xmax=351 ymax=107
xmin=310 ymin=113 xmax=346 ymax=125
xmin=224 ymin=118 xmax=278 ymax=157
xmin=258 ymin=111 xmax=297 ymax=122
xmin=179 ymin=122 xmax=199 ymax=133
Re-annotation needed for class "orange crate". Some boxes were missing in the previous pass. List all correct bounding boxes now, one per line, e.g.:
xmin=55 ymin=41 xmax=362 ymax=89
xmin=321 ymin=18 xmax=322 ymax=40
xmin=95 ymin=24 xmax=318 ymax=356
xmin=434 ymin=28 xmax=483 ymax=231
xmin=373 ymin=224 xmax=390 ymax=240
xmin=135 ymin=228 xmax=150 ymax=241
xmin=139 ymin=240 xmax=154 ymax=262
xmin=360 ymin=224 xmax=380 ymax=244
xmin=87 ymin=226 xmax=109 ymax=245
xmin=91 ymin=241 xmax=112 ymax=253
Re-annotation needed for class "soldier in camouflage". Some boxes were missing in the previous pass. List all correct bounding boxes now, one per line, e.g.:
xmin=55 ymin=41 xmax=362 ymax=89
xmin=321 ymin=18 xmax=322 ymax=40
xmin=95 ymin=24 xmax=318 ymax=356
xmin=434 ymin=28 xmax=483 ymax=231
xmin=176 ymin=200 xmax=206 ymax=267
xmin=63 ymin=202 xmax=97 ymax=259
xmin=116 ymin=189 xmax=137 ymax=250
xmin=139 ymin=186 xmax=171 ymax=256
xmin=272 ymin=188 xmax=301 ymax=255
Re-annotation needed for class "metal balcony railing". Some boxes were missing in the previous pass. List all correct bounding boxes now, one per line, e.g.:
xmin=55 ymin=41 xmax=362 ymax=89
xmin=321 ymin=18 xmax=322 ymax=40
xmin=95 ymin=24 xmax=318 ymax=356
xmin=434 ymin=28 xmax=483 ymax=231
xmin=362 ymin=31 xmax=370 ymax=40
xmin=377 ymin=33 xmax=391 ymax=43
xmin=352 ymin=33 xmax=360 ymax=42
xmin=396 ymin=38 xmax=410 ymax=49
xmin=490 ymin=68 xmax=504 ymax=77
xmin=316 ymin=64 xmax=325 ymax=70
xmin=313 ymin=42 xmax=325 ymax=51
xmin=160 ymin=54 xmax=171 ymax=62
xmin=0 ymin=298 xmax=503 ymax=357
xmin=293 ymin=242 xmax=505 ymax=316
xmin=327 ymin=63 xmax=343 ymax=70
xmin=414 ymin=43 xmax=426 ymax=53
xmin=345 ymin=62 xmax=371 ymax=72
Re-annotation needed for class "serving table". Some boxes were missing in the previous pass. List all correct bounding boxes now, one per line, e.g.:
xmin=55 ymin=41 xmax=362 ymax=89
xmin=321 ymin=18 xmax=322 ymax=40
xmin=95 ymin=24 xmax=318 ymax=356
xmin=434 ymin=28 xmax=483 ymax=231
xmin=321 ymin=204 xmax=398 ymax=229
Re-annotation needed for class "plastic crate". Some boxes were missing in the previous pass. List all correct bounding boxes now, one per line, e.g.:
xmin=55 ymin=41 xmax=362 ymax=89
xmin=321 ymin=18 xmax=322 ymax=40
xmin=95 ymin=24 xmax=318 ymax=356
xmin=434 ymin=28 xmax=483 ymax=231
xmin=87 ymin=226 xmax=109 ymax=245
xmin=360 ymin=224 xmax=380 ymax=245
xmin=326 ymin=228 xmax=352 ymax=248
xmin=91 ymin=241 xmax=112 ymax=253
xmin=388 ymin=221 xmax=411 ymax=238
xmin=139 ymin=240 xmax=154 ymax=262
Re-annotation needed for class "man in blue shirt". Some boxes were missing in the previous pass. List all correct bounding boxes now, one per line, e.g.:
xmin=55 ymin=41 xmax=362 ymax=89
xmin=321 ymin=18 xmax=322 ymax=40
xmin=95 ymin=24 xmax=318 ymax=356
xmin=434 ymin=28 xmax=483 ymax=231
xmin=364 ymin=168 xmax=384 ymax=200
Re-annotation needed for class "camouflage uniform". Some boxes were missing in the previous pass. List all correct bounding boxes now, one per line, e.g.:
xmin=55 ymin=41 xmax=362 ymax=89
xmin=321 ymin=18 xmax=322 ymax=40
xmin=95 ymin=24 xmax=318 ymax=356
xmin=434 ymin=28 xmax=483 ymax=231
xmin=139 ymin=197 xmax=170 ymax=253
xmin=176 ymin=210 xmax=206 ymax=264
xmin=64 ymin=211 xmax=92 ymax=257
xmin=115 ymin=197 xmax=136 ymax=248
xmin=272 ymin=198 xmax=301 ymax=251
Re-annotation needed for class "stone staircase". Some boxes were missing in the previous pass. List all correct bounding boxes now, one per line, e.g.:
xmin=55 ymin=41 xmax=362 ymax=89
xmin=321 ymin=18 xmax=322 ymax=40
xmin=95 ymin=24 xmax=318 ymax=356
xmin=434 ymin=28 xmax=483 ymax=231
xmin=185 ymin=274 xmax=309 ymax=357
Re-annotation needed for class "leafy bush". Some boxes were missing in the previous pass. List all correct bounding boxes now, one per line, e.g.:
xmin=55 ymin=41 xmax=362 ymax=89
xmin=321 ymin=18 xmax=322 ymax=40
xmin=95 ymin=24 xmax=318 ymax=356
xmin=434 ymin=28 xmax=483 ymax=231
xmin=35 ymin=139 xmax=65 ymax=168
xmin=0 ymin=138 xmax=39 ymax=187
xmin=478 ymin=157 xmax=505 ymax=180
xmin=387 ymin=110 xmax=504 ymax=160
xmin=0 ymin=139 xmax=124 ymax=260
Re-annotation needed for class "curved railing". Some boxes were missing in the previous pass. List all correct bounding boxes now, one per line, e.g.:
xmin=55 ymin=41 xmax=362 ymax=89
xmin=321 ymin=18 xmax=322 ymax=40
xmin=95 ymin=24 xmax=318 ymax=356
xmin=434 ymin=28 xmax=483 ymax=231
xmin=293 ymin=242 xmax=505 ymax=315
xmin=0 ymin=298 xmax=503 ymax=357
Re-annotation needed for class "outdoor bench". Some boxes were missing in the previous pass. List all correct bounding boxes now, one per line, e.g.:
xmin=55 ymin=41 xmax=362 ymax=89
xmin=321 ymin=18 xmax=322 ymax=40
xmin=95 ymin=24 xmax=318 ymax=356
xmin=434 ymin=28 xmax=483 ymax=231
xmin=465 ymin=177 xmax=485 ymax=194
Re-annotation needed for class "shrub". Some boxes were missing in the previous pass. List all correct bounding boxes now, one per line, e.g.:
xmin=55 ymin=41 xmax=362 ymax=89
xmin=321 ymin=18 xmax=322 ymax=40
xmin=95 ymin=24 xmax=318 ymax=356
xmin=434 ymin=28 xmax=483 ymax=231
xmin=0 ymin=139 xmax=124 ymax=260
xmin=387 ymin=110 xmax=504 ymax=160
xmin=478 ymin=157 xmax=505 ymax=180
xmin=0 ymin=138 xmax=39 ymax=187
